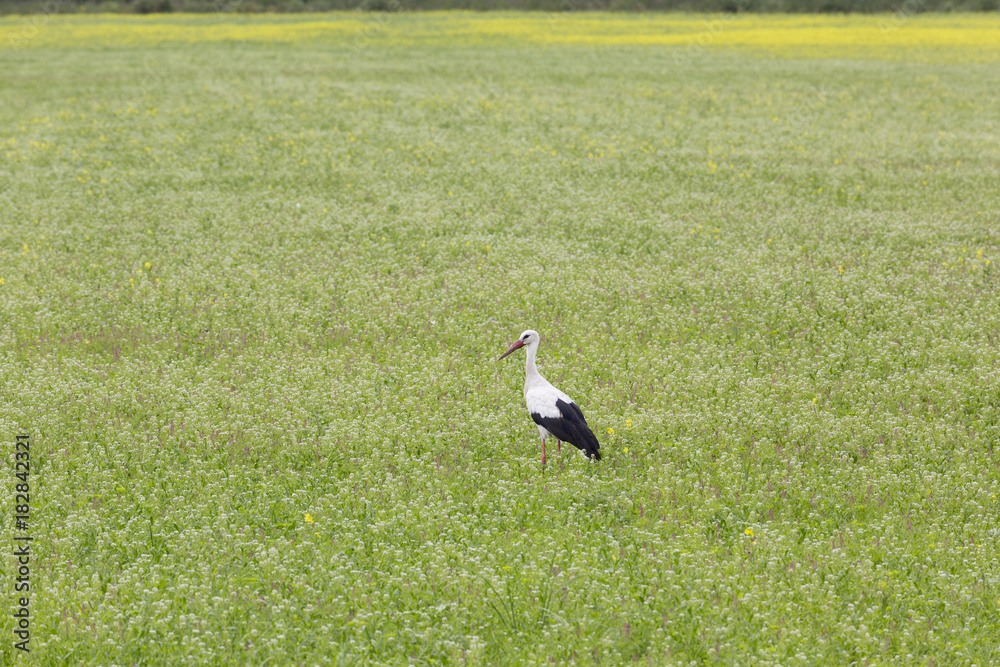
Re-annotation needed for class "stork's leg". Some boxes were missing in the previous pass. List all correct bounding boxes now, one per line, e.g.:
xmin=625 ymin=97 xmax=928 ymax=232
xmin=541 ymin=438 xmax=547 ymax=466
xmin=557 ymin=440 xmax=561 ymax=453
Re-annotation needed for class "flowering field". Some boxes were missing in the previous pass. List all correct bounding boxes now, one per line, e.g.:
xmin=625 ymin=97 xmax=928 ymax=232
xmin=4 ymin=12 xmax=1000 ymax=59
xmin=2 ymin=12 xmax=1000 ymax=665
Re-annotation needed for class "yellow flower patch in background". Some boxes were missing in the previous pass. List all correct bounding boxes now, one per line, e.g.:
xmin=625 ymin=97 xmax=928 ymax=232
xmin=2 ymin=12 xmax=998 ymax=62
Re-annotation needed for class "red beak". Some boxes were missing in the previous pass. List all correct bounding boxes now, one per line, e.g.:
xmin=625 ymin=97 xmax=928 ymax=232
xmin=497 ymin=339 xmax=524 ymax=361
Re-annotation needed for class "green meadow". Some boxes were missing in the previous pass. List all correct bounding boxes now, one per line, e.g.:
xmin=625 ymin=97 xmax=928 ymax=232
xmin=1 ymin=13 xmax=999 ymax=665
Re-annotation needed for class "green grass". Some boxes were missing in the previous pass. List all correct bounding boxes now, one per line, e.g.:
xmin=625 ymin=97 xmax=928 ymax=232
xmin=2 ymin=17 xmax=1000 ymax=665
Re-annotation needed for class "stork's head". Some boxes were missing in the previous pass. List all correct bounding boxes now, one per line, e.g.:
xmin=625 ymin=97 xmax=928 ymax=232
xmin=498 ymin=329 xmax=539 ymax=360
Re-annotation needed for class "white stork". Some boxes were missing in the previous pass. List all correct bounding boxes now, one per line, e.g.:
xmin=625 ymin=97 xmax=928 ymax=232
xmin=498 ymin=329 xmax=602 ymax=464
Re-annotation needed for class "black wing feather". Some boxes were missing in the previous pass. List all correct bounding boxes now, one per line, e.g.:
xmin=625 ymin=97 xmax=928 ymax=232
xmin=530 ymin=399 xmax=602 ymax=461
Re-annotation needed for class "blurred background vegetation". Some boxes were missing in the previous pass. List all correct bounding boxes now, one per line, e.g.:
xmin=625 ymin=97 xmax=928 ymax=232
xmin=1 ymin=0 xmax=997 ymax=16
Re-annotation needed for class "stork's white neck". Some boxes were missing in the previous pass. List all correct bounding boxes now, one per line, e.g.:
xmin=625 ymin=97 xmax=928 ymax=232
xmin=524 ymin=340 xmax=545 ymax=387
